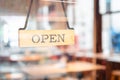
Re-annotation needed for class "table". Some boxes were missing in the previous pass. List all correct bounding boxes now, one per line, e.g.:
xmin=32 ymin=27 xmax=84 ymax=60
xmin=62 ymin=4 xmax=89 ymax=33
xmin=67 ymin=62 xmax=105 ymax=72
xmin=21 ymin=61 xmax=105 ymax=79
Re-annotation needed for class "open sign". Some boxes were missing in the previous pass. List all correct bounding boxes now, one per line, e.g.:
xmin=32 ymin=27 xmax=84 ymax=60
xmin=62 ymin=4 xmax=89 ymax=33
xmin=19 ymin=30 xmax=74 ymax=47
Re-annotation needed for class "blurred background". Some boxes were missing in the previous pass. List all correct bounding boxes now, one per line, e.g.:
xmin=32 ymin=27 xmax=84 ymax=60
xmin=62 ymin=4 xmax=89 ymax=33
xmin=0 ymin=0 xmax=120 ymax=80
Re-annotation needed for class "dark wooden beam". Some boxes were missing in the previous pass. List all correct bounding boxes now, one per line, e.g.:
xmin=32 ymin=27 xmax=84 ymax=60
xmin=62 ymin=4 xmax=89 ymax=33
xmin=94 ymin=0 xmax=102 ymax=53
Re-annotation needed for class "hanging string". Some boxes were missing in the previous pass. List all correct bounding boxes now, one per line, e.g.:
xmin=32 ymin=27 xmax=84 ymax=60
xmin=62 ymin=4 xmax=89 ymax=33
xmin=19 ymin=0 xmax=33 ymax=30
xmin=19 ymin=0 xmax=73 ymax=30
xmin=61 ymin=0 xmax=73 ymax=29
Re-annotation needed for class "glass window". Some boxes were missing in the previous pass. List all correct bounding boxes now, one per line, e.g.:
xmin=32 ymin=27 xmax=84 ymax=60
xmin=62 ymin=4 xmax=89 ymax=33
xmin=102 ymin=14 xmax=111 ymax=54
xmin=111 ymin=0 xmax=120 ymax=12
xmin=0 ymin=0 xmax=94 ymax=79
xmin=0 ymin=0 xmax=94 ymax=53
xmin=99 ymin=0 xmax=107 ymax=14
xmin=100 ymin=0 xmax=120 ymax=54
xmin=111 ymin=13 xmax=120 ymax=53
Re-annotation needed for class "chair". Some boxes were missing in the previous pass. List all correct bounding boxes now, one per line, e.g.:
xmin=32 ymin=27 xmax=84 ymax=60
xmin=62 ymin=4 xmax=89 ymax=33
xmin=111 ymin=70 xmax=120 ymax=80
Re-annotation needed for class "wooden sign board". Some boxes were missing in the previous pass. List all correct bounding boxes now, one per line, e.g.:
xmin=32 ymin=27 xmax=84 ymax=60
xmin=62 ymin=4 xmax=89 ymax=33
xmin=19 ymin=30 xmax=74 ymax=47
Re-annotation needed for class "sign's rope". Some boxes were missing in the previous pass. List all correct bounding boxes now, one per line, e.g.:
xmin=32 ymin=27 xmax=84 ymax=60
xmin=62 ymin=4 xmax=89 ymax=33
xmin=19 ymin=0 xmax=73 ymax=30
xmin=61 ymin=0 xmax=73 ymax=29
xmin=19 ymin=0 xmax=33 ymax=30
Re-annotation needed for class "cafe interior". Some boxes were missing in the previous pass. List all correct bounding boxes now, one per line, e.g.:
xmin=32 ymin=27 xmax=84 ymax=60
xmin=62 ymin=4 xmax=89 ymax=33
xmin=1 ymin=0 xmax=120 ymax=80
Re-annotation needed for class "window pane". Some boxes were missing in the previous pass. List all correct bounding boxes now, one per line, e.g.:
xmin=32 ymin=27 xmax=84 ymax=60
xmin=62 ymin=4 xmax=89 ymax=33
xmin=111 ymin=0 xmax=120 ymax=12
xmin=0 ymin=0 xmax=93 ymax=53
xmin=99 ymin=0 xmax=107 ymax=14
xmin=111 ymin=13 xmax=120 ymax=53
xmin=102 ymin=14 xmax=111 ymax=54
xmin=0 ymin=0 xmax=94 ymax=79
